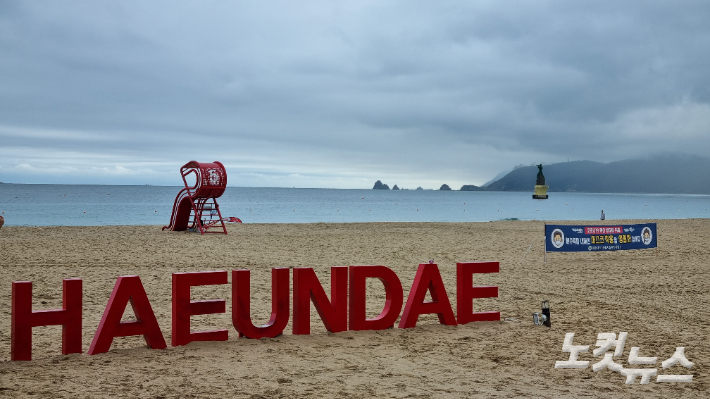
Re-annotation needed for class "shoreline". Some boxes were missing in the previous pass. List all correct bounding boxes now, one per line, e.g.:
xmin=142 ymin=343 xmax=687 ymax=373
xmin=2 ymin=216 xmax=709 ymax=228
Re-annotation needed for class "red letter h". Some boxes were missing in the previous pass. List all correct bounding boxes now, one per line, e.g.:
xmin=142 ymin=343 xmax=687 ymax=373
xmin=11 ymin=279 xmax=82 ymax=361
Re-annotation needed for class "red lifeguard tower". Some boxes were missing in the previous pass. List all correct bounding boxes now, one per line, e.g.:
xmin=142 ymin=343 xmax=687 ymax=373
xmin=163 ymin=161 xmax=228 ymax=235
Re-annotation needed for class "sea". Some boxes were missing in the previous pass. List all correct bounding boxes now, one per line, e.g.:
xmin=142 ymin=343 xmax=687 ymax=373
xmin=0 ymin=184 xmax=708 ymax=226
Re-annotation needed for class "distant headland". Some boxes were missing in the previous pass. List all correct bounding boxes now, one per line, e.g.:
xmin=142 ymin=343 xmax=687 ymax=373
xmin=372 ymin=153 xmax=710 ymax=194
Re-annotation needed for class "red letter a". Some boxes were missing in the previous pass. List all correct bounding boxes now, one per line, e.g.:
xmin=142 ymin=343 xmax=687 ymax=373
xmin=88 ymin=276 xmax=167 ymax=355
xmin=232 ymin=268 xmax=290 ymax=339
xmin=398 ymin=263 xmax=457 ymax=328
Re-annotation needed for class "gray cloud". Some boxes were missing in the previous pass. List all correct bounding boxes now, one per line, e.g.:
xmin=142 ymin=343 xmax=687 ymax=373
xmin=1 ymin=0 xmax=709 ymax=188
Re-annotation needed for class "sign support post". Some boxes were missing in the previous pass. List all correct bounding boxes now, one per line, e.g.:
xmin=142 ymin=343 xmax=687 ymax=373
xmin=544 ymin=223 xmax=547 ymax=264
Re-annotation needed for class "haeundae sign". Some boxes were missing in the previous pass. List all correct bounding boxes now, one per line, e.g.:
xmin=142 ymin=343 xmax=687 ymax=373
xmin=11 ymin=262 xmax=499 ymax=361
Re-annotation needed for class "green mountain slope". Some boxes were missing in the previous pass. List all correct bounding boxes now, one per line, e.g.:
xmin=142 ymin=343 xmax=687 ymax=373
xmin=485 ymin=154 xmax=710 ymax=194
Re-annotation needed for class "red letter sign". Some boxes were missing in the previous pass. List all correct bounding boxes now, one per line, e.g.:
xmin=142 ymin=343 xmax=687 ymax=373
xmin=11 ymin=279 xmax=82 ymax=361
xmin=88 ymin=276 xmax=166 ymax=355
xmin=456 ymin=262 xmax=500 ymax=324
xmin=292 ymin=267 xmax=348 ymax=335
xmin=232 ymin=268 xmax=290 ymax=339
xmin=399 ymin=263 xmax=456 ymax=328
xmin=348 ymin=266 xmax=403 ymax=331
xmin=172 ymin=271 xmax=228 ymax=346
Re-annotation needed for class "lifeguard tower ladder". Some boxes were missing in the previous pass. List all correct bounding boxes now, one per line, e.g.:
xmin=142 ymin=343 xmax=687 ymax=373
xmin=162 ymin=161 xmax=228 ymax=235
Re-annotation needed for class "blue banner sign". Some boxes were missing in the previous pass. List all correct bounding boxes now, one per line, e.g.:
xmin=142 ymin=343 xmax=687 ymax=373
xmin=545 ymin=223 xmax=657 ymax=252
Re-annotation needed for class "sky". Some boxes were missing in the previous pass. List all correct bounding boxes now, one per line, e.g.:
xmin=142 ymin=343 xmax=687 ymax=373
xmin=1 ymin=1 xmax=709 ymax=189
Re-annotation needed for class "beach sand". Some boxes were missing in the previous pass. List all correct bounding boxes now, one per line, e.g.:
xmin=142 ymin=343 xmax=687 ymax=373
xmin=0 ymin=220 xmax=708 ymax=398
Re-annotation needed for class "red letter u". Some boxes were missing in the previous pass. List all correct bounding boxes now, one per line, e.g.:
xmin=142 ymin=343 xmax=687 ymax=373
xmin=232 ymin=268 xmax=290 ymax=339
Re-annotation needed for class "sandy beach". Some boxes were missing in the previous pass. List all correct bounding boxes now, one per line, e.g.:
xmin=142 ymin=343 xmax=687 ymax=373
xmin=1 ymin=220 xmax=708 ymax=398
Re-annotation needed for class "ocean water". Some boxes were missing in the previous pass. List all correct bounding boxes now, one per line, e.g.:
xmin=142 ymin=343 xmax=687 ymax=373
xmin=0 ymin=184 xmax=708 ymax=226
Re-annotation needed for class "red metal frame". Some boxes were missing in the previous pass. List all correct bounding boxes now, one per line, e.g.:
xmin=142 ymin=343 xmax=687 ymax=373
xmin=162 ymin=161 xmax=228 ymax=235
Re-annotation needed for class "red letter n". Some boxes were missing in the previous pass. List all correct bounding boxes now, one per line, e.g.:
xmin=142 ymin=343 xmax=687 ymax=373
xmin=88 ymin=276 xmax=166 ymax=355
xmin=398 ymin=263 xmax=456 ymax=329
xmin=457 ymin=262 xmax=500 ymax=324
xmin=292 ymin=267 xmax=348 ymax=335
xmin=11 ymin=279 xmax=82 ymax=361
xmin=172 ymin=271 xmax=228 ymax=346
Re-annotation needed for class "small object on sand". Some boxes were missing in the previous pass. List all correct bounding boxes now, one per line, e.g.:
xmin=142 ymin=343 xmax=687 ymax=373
xmin=533 ymin=301 xmax=552 ymax=327
xmin=428 ymin=259 xmax=434 ymax=264
xmin=541 ymin=300 xmax=551 ymax=327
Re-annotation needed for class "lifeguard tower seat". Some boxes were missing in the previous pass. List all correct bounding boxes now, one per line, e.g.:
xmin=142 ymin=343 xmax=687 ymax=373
xmin=162 ymin=161 xmax=228 ymax=235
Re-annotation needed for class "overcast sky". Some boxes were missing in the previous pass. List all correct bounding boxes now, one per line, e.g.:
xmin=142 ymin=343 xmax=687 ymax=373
xmin=1 ymin=1 xmax=709 ymax=188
